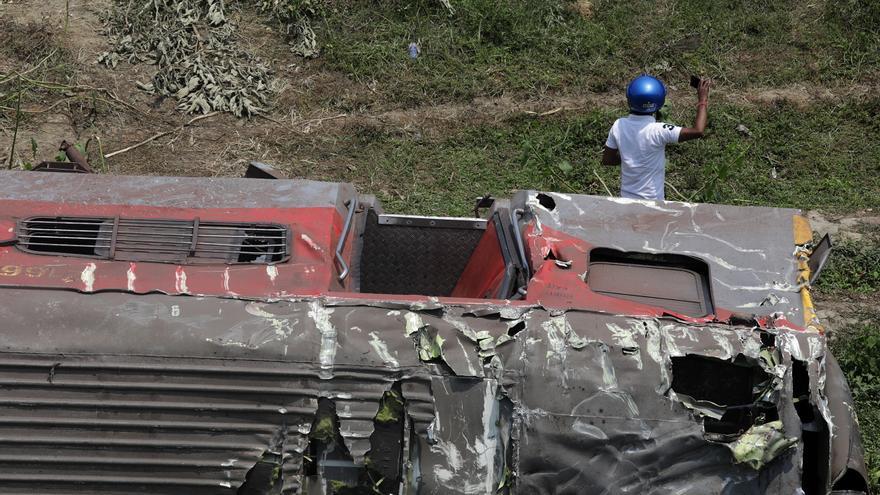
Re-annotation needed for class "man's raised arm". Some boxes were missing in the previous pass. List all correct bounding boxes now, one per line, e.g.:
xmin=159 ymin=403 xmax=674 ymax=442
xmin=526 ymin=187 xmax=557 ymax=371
xmin=679 ymin=78 xmax=711 ymax=142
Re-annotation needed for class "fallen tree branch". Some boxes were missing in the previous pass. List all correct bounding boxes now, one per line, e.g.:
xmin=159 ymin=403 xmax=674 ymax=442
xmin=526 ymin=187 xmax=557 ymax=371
xmin=104 ymin=112 xmax=220 ymax=159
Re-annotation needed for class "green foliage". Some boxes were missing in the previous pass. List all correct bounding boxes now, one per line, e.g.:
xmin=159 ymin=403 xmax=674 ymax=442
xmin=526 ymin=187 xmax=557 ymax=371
xmin=690 ymin=142 xmax=744 ymax=203
xmin=816 ymin=231 xmax=880 ymax=296
xmin=318 ymin=0 xmax=611 ymax=103
xmin=831 ymin=318 xmax=880 ymax=492
xmin=312 ymin=0 xmax=879 ymax=103
xmin=310 ymin=414 xmax=336 ymax=441
xmin=306 ymin=97 xmax=880 ymax=216
xmin=374 ymin=390 xmax=404 ymax=423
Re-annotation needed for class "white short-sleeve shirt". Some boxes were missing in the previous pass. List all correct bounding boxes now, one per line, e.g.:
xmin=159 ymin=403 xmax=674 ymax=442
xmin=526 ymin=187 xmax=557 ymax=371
xmin=605 ymin=114 xmax=682 ymax=201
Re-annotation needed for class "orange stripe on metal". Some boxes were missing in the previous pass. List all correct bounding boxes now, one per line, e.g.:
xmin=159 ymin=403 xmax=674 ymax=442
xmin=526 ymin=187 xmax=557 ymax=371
xmin=792 ymin=215 xmax=812 ymax=245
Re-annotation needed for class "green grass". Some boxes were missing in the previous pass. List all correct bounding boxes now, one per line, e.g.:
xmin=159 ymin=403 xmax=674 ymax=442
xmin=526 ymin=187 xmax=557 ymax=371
xmin=831 ymin=317 xmax=880 ymax=492
xmin=314 ymin=0 xmax=880 ymax=103
xmin=285 ymin=96 xmax=880 ymax=216
xmin=816 ymin=226 xmax=880 ymax=296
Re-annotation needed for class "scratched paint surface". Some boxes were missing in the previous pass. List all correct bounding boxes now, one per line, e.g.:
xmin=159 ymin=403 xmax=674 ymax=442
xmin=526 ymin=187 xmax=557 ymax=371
xmin=0 ymin=289 xmax=865 ymax=493
xmin=0 ymin=172 xmax=866 ymax=493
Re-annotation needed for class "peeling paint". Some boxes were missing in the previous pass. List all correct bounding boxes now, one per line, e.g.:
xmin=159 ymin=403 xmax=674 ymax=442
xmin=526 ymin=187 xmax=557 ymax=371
xmin=300 ymin=233 xmax=323 ymax=252
xmin=598 ymin=345 xmax=618 ymax=389
xmin=266 ymin=265 xmax=278 ymax=283
xmin=368 ymin=331 xmax=400 ymax=369
xmin=174 ymin=266 xmax=189 ymax=293
xmin=455 ymin=337 xmax=478 ymax=376
xmin=80 ymin=263 xmax=96 ymax=292
xmin=604 ymin=196 xmax=686 ymax=215
xmin=672 ymin=231 xmax=768 ymax=259
xmin=126 ymin=263 xmax=136 ymax=292
xmin=404 ymin=312 xmax=424 ymax=336
xmin=709 ymin=328 xmax=736 ymax=360
xmin=308 ymin=301 xmax=336 ymax=377
xmin=541 ymin=315 xmax=569 ymax=360
xmin=606 ymin=321 xmax=643 ymax=369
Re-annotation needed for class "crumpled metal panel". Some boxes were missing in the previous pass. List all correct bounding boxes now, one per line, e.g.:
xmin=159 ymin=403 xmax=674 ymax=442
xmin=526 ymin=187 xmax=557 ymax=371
xmin=0 ymin=289 xmax=866 ymax=494
xmin=500 ymin=311 xmax=801 ymax=493
xmin=517 ymin=191 xmax=804 ymax=320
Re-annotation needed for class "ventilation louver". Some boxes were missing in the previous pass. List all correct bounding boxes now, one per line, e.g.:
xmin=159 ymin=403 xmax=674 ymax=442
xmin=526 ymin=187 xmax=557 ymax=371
xmin=16 ymin=217 xmax=289 ymax=264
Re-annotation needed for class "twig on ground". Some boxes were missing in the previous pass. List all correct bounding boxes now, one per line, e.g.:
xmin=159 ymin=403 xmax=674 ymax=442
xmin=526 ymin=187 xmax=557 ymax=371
xmin=293 ymin=113 xmax=347 ymax=130
xmin=524 ymin=107 xmax=564 ymax=117
xmin=0 ymin=96 xmax=74 ymax=114
xmin=665 ymin=181 xmax=691 ymax=202
xmin=687 ymin=181 xmax=708 ymax=202
xmin=6 ymin=77 xmax=23 ymax=170
xmin=255 ymin=112 xmax=289 ymax=128
xmin=0 ymin=48 xmax=59 ymax=85
xmin=593 ymin=168 xmax=613 ymax=196
xmin=549 ymin=168 xmax=579 ymax=193
xmin=104 ymin=112 xmax=220 ymax=159
xmin=95 ymin=136 xmax=107 ymax=172
xmin=15 ymin=76 xmax=146 ymax=115
xmin=84 ymin=135 xmax=109 ymax=172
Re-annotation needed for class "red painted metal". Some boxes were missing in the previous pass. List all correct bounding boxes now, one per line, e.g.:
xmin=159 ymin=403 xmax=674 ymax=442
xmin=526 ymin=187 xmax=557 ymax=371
xmin=450 ymin=221 xmax=506 ymax=299
xmin=0 ymin=219 xmax=15 ymax=244
xmin=0 ymin=201 xmax=349 ymax=298
xmin=521 ymin=223 xmax=805 ymax=330
xmin=0 ymin=198 xmax=803 ymax=331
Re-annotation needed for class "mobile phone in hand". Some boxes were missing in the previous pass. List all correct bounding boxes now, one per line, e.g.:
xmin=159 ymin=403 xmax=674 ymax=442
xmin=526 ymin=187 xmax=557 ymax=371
xmin=690 ymin=75 xmax=701 ymax=89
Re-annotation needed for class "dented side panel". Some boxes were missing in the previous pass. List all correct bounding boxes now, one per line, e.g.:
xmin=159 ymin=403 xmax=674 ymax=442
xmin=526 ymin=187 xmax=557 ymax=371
xmin=519 ymin=191 xmax=805 ymax=320
xmin=0 ymin=290 xmax=864 ymax=493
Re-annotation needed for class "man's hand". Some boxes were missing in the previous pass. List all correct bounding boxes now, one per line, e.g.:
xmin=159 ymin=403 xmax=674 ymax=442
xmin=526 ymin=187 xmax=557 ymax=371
xmin=697 ymin=77 xmax=711 ymax=103
xmin=679 ymin=77 xmax=712 ymax=142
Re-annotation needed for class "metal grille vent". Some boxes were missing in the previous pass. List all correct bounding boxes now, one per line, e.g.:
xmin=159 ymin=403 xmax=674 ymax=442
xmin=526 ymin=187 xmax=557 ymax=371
xmin=17 ymin=217 xmax=290 ymax=264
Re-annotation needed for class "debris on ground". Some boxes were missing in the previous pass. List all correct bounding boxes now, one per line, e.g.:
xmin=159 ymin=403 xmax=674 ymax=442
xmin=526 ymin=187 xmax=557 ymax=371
xmin=96 ymin=0 xmax=459 ymax=117
xmin=98 ymin=0 xmax=275 ymax=117
xmin=735 ymin=123 xmax=753 ymax=137
xmin=251 ymin=0 xmax=320 ymax=58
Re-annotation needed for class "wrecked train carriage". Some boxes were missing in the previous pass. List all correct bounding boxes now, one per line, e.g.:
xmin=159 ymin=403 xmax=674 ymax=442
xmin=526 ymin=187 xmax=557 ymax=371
xmin=0 ymin=169 xmax=869 ymax=494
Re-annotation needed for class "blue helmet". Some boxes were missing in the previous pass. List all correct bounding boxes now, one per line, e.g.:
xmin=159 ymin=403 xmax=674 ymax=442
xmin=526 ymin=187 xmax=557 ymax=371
xmin=626 ymin=75 xmax=666 ymax=114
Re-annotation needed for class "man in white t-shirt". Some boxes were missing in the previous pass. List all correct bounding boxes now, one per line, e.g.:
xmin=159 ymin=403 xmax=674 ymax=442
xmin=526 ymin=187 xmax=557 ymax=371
xmin=602 ymin=75 xmax=711 ymax=201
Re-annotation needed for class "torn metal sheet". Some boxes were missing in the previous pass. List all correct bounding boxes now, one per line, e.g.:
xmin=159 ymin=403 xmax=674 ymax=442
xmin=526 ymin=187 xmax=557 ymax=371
xmin=0 ymin=172 xmax=868 ymax=494
xmin=0 ymin=289 xmax=866 ymax=493
xmin=516 ymin=191 xmax=805 ymax=320
xmin=729 ymin=421 xmax=798 ymax=470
